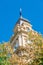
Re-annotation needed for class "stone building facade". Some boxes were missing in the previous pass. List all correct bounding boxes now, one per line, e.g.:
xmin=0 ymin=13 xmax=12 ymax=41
xmin=10 ymin=10 xmax=33 ymax=51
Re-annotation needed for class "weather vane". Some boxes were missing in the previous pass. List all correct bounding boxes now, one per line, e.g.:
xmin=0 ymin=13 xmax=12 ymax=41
xmin=20 ymin=8 xmax=22 ymax=17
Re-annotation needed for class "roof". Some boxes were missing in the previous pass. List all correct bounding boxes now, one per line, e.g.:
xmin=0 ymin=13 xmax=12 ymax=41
xmin=16 ymin=16 xmax=30 ymax=25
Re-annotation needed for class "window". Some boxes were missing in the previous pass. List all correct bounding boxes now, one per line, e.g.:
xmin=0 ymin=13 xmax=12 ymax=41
xmin=14 ymin=44 xmax=19 ymax=49
xmin=14 ymin=44 xmax=19 ymax=51
xmin=14 ymin=40 xmax=19 ymax=50
xmin=26 ymin=27 xmax=30 ymax=32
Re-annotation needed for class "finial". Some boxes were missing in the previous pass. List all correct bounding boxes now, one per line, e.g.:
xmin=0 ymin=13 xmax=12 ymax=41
xmin=20 ymin=8 xmax=22 ymax=17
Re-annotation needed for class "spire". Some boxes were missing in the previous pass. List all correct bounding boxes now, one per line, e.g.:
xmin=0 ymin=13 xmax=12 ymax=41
xmin=20 ymin=8 xmax=22 ymax=18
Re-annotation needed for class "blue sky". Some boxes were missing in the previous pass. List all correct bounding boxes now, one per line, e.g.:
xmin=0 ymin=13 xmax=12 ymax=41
xmin=0 ymin=0 xmax=43 ymax=42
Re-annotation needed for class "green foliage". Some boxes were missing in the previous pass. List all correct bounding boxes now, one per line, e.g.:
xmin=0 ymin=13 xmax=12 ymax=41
xmin=0 ymin=43 xmax=12 ymax=65
xmin=0 ymin=31 xmax=43 ymax=65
